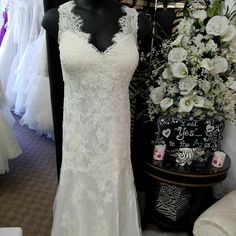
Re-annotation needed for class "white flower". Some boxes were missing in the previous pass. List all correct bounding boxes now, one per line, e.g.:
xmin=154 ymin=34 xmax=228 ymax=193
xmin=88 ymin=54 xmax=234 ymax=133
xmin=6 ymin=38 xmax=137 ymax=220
xmin=177 ymin=18 xmax=195 ymax=36
xmin=181 ymin=36 xmax=191 ymax=47
xmin=171 ymin=35 xmax=183 ymax=46
xmin=233 ymin=52 xmax=236 ymax=62
xmin=204 ymin=99 xmax=214 ymax=109
xmin=222 ymin=25 xmax=236 ymax=42
xmin=178 ymin=97 xmax=194 ymax=112
xmin=168 ymin=48 xmax=188 ymax=63
xmin=194 ymin=34 xmax=204 ymax=43
xmin=200 ymin=58 xmax=214 ymax=71
xmin=226 ymin=51 xmax=236 ymax=62
xmin=171 ymin=63 xmax=188 ymax=78
xmin=179 ymin=77 xmax=196 ymax=95
xmin=149 ymin=86 xmax=166 ymax=105
xmin=193 ymin=96 xmax=205 ymax=107
xmin=230 ymin=38 xmax=236 ymax=51
xmin=226 ymin=77 xmax=236 ymax=90
xmin=206 ymin=16 xmax=230 ymax=36
xmin=211 ymin=57 xmax=229 ymax=74
xmin=162 ymin=68 xmax=172 ymax=79
xmin=160 ymin=98 xmax=174 ymax=111
xmin=198 ymin=80 xmax=211 ymax=94
xmin=206 ymin=39 xmax=217 ymax=52
xmin=191 ymin=10 xmax=207 ymax=22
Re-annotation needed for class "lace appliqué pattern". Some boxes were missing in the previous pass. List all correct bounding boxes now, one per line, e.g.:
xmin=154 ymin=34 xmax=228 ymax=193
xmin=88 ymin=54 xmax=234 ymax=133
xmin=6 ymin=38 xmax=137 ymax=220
xmin=51 ymin=1 xmax=141 ymax=236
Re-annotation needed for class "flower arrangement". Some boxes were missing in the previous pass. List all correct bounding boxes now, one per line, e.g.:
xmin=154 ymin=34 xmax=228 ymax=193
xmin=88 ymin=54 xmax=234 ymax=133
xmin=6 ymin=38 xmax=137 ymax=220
xmin=145 ymin=0 xmax=236 ymax=122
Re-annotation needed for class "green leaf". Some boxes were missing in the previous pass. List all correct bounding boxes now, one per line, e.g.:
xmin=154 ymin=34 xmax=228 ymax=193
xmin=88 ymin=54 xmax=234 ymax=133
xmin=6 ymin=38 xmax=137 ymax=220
xmin=207 ymin=0 xmax=222 ymax=17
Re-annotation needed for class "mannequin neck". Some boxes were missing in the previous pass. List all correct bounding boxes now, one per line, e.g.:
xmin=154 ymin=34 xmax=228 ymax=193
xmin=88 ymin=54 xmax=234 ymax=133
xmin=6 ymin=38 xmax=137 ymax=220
xmin=73 ymin=0 xmax=120 ymax=11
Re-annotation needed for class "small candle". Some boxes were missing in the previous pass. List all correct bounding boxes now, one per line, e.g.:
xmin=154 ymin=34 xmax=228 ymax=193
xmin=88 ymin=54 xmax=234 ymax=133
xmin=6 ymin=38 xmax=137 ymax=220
xmin=211 ymin=151 xmax=226 ymax=168
xmin=153 ymin=145 xmax=166 ymax=161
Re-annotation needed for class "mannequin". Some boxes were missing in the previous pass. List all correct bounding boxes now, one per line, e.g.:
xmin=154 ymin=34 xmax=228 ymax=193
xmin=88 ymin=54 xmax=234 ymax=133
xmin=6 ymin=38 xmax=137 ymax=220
xmin=42 ymin=0 xmax=150 ymax=179
xmin=44 ymin=1 xmax=150 ymax=235
xmin=43 ymin=0 xmax=150 ymax=45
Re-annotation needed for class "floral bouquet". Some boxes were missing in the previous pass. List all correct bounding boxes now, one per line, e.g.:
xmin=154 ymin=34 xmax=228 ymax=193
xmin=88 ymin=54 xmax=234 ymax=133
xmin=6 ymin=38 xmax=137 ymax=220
xmin=145 ymin=0 xmax=236 ymax=122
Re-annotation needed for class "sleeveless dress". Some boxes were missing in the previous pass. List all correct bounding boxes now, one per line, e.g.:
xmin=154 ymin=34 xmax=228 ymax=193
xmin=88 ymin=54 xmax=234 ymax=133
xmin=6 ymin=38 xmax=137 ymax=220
xmin=51 ymin=2 xmax=141 ymax=236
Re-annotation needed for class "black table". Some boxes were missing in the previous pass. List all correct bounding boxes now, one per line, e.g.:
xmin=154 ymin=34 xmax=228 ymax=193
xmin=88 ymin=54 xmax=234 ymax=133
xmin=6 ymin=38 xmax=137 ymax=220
xmin=141 ymin=155 xmax=231 ymax=235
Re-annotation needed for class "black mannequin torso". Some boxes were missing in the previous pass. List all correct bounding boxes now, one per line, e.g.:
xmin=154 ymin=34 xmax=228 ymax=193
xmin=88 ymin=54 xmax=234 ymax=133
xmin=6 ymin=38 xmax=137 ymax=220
xmin=42 ymin=0 xmax=150 ymax=51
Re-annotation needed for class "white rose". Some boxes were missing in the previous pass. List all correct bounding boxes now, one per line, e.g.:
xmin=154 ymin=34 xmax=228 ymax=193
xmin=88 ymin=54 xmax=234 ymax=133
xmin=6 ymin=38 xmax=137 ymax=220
xmin=226 ymin=77 xmax=236 ymax=90
xmin=178 ymin=97 xmax=194 ymax=113
xmin=171 ymin=35 xmax=184 ymax=46
xmin=230 ymin=38 xmax=236 ymax=51
xmin=193 ymin=96 xmax=205 ymax=108
xmin=149 ymin=86 xmax=166 ymax=105
xmin=179 ymin=77 xmax=196 ymax=95
xmin=191 ymin=10 xmax=207 ymax=22
xmin=168 ymin=48 xmax=188 ymax=63
xmin=177 ymin=18 xmax=194 ymax=36
xmin=211 ymin=57 xmax=229 ymax=74
xmin=171 ymin=63 xmax=188 ymax=78
xmin=160 ymin=98 xmax=174 ymax=111
xmin=206 ymin=16 xmax=230 ymax=36
xmin=200 ymin=58 xmax=214 ymax=71
xmin=222 ymin=25 xmax=236 ymax=42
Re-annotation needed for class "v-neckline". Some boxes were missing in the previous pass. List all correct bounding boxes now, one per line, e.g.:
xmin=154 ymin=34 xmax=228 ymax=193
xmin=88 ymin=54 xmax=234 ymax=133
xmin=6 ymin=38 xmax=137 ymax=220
xmin=69 ymin=1 xmax=128 ymax=55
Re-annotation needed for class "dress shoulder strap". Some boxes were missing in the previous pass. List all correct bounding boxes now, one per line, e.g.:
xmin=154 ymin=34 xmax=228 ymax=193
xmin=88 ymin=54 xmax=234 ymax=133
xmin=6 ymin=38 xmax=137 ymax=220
xmin=123 ymin=6 xmax=139 ymax=40
xmin=57 ymin=1 xmax=82 ymax=42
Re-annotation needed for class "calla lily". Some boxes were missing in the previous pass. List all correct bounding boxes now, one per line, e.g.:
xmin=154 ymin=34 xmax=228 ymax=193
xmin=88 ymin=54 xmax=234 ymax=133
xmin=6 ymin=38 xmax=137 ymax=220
xmin=160 ymin=98 xmax=174 ymax=111
xmin=222 ymin=25 xmax=236 ymax=42
xmin=168 ymin=48 xmax=188 ymax=63
xmin=200 ymin=58 xmax=214 ymax=71
xmin=171 ymin=63 xmax=188 ymax=78
xmin=206 ymin=15 xmax=230 ymax=36
xmin=171 ymin=35 xmax=184 ymax=46
xmin=178 ymin=97 xmax=194 ymax=113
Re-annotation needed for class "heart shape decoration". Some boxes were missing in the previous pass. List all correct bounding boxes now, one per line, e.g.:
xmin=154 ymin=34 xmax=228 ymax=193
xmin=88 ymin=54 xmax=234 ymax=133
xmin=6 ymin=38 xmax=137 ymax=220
xmin=162 ymin=128 xmax=171 ymax=138
xmin=206 ymin=124 xmax=214 ymax=132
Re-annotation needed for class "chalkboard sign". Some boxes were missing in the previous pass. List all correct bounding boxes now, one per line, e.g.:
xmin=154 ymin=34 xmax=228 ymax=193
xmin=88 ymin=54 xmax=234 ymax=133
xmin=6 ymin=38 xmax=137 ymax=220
xmin=155 ymin=116 xmax=224 ymax=151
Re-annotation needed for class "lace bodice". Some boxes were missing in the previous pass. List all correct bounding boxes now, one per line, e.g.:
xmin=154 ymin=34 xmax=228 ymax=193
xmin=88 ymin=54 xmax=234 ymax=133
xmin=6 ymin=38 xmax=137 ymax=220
xmin=51 ymin=2 xmax=141 ymax=236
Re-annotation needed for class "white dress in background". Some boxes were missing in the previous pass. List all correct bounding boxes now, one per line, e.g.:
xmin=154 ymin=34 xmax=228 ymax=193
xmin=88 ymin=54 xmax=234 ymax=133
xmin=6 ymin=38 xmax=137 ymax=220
xmin=0 ymin=80 xmax=22 ymax=174
xmin=20 ymin=29 xmax=53 ymax=136
xmin=51 ymin=2 xmax=141 ymax=236
xmin=5 ymin=1 xmax=33 ymax=109
xmin=0 ymin=3 xmax=17 ymax=91
xmin=13 ymin=0 xmax=44 ymax=115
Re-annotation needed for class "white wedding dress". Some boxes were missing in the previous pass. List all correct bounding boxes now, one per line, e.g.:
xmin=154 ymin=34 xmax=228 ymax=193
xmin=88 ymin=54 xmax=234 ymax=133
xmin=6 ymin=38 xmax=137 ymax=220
xmin=51 ymin=2 xmax=141 ymax=236
xmin=0 ymin=80 xmax=22 ymax=174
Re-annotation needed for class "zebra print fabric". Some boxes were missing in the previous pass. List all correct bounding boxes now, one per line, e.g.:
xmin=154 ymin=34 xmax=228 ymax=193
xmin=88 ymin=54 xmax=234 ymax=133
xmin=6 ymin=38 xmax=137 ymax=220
xmin=156 ymin=183 xmax=191 ymax=222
